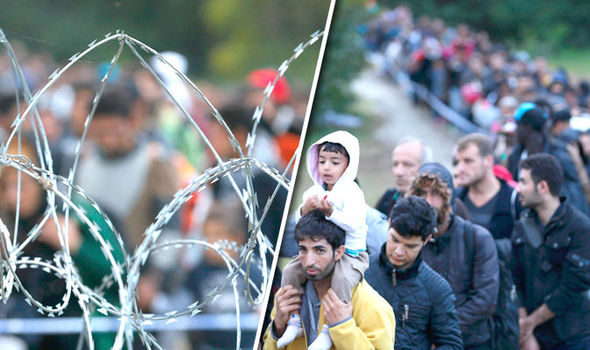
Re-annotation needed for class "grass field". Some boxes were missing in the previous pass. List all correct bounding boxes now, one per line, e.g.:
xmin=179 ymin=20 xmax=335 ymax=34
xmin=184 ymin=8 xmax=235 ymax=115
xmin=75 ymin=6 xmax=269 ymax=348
xmin=546 ymin=48 xmax=590 ymax=83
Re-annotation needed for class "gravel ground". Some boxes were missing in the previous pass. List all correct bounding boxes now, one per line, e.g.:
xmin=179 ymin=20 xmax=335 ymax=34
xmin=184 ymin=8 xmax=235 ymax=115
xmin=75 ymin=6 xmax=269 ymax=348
xmin=351 ymin=68 xmax=463 ymax=204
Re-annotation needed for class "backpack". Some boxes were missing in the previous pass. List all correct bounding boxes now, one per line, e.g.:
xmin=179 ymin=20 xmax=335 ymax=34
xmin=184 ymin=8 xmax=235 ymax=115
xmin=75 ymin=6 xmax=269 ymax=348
xmin=464 ymin=222 xmax=519 ymax=350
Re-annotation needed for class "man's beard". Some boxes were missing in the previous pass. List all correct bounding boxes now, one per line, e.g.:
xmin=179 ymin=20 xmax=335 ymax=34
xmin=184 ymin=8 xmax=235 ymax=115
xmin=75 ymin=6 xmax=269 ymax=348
xmin=465 ymin=170 xmax=486 ymax=188
xmin=304 ymin=254 xmax=337 ymax=281
xmin=436 ymin=203 xmax=451 ymax=226
xmin=520 ymin=190 xmax=542 ymax=209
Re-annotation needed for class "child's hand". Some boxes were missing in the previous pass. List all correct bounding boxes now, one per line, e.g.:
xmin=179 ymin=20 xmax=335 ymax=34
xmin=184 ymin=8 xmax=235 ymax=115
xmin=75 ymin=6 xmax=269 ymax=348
xmin=301 ymin=195 xmax=321 ymax=216
xmin=318 ymin=198 xmax=333 ymax=217
xmin=323 ymin=288 xmax=352 ymax=325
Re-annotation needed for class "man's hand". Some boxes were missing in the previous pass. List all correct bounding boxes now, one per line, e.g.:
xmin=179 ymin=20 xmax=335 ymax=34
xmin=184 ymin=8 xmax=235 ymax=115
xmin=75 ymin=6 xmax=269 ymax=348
xmin=519 ymin=316 xmax=535 ymax=345
xmin=273 ymin=286 xmax=302 ymax=337
xmin=520 ymin=334 xmax=540 ymax=350
xmin=301 ymin=195 xmax=321 ymax=216
xmin=323 ymin=288 xmax=352 ymax=325
xmin=38 ymin=214 xmax=82 ymax=254
xmin=519 ymin=304 xmax=555 ymax=346
xmin=567 ymin=143 xmax=584 ymax=168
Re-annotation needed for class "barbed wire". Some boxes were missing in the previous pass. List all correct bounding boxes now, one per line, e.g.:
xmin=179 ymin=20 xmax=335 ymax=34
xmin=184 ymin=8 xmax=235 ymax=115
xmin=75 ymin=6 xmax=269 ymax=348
xmin=0 ymin=28 xmax=324 ymax=349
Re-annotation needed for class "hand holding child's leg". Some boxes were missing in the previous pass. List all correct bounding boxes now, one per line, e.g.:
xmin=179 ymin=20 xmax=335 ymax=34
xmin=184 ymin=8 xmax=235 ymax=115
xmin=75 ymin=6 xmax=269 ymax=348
xmin=273 ymin=286 xmax=302 ymax=337
xmin=277 ymin=257 xmax=307 ymax=347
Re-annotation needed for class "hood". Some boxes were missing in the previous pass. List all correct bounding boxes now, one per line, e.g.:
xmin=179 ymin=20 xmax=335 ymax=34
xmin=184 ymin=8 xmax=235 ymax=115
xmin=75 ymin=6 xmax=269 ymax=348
xmin=306 ymin=130 xmax=360 ymax=188
xmin=418 ymin=162 xmax=456 ymax=209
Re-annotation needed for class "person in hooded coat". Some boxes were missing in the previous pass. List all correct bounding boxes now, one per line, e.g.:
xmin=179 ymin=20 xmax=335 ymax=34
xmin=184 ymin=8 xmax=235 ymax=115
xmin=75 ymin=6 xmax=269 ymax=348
xmin=277 ymin=130 xmax=369 ymax=350
xmin=408 ymin=162 xmax=499 ymax=350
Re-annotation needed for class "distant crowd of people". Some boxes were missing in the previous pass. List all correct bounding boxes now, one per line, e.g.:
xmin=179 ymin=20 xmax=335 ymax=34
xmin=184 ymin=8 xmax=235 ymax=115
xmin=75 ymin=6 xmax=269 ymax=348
xmin=262 ymin=6 xmax=590 ymax=350
xmin=0 ymin=42 xmax=310 ymax=350
xmin=267 ymin=127 xmax=590 ymax=350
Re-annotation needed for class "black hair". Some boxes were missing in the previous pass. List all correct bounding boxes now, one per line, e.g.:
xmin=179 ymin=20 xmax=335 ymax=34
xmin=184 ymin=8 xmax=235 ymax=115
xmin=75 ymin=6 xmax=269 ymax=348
xmin=0 ymin=93 xmax=16 ymax=115
xmin=519 ymin=107 xmax=548 ymax=133
xmin=216 ymin=104 xmax=252 ymax=132
xmin=93 ymin=85 xmax=133 ymax=118
xmin=72 ymin=80 xmax=97 ymax=94
xmin=294 ymin=209 xmax=345 ymax=250
xmin=519 ymin=153 xmax=564 ymax=197
xmin=389 ymin=196 xmax=437 ymax=241
xmin=552 ymin=109 xmax=571 ymax=123
xmin=318 ymin=141 xmax=349 ymax=162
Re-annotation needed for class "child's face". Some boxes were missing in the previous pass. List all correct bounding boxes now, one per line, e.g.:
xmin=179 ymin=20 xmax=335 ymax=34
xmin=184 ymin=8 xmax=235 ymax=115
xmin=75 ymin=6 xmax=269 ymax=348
xmin=318 ymin=147 xmax=348 ymax=190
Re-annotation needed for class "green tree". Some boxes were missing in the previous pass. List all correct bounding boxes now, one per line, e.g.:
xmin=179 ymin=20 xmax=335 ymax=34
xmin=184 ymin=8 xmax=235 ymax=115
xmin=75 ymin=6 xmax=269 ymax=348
xmin=0 ymin=0 xmax=330 ymax=82
xmin=201 ymin=0 xmax=329 ymax=81
xmin=381 ymin=0 xmax=590 ymax=55
xmin=312 ymin=0 xmax=370 ymax=116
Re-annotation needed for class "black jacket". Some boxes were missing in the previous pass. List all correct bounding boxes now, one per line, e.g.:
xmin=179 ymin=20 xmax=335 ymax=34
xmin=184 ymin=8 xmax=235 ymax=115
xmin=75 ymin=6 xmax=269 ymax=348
xmin=422 ymin=215 xmax=499 ymax=347
xmin=456 ymin=179 xmax=521 ymax=240
xmin=365 ymin=245 xmax=463 ymax=350
xmin=375 ymin=187 xmax=403 ymax=216
xmin=512 ymin=202 xmax=590 ymax=349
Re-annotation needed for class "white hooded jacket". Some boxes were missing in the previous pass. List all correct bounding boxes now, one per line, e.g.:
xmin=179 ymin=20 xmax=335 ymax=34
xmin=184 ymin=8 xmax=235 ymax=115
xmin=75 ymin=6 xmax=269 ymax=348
xmin=297 ymin=130 xmax=367 ymax=253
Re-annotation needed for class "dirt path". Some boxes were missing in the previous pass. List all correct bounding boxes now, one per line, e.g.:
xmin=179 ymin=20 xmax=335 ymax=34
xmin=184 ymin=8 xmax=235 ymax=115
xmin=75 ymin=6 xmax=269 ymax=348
xmin=290 ymin=66 xmax=463 ymax=208
xmin=350 ymin=67 xmax=463 ymax=204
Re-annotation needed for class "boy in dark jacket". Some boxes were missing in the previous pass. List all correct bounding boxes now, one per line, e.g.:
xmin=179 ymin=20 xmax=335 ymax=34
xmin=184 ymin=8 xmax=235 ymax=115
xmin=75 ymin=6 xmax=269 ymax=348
xmin=365 ymin=196 xmax=463 ymax=350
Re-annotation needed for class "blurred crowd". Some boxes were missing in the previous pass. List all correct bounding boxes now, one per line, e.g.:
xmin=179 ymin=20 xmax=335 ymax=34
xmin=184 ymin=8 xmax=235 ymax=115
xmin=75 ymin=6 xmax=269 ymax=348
xmin=0 ymin=40 xmax=309 ymax=350
xmin=363 ymin=5 xmax=590 ymax=166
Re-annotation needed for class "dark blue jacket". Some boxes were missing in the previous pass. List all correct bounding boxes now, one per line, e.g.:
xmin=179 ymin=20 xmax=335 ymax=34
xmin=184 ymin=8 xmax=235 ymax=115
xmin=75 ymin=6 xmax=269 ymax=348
xmin=366 ymin=245 xmax=463 ymax=350
xmin=512 ymin=201 xmax=590 ymax=349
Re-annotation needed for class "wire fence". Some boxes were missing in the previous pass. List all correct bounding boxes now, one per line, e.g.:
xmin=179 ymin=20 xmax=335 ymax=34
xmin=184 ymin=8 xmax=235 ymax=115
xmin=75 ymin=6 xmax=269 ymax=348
xmin=0 ymin=28 xmax=323 ymax=350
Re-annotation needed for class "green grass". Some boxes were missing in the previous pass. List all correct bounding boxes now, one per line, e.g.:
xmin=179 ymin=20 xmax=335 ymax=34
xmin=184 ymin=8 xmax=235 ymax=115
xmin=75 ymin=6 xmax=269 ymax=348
xmin=545 ymin=48 xmax=590 ymax=83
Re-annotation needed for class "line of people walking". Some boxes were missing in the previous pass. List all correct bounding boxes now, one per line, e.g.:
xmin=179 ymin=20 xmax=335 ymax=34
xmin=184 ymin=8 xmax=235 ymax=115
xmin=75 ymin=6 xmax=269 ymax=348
xmin=268 ymin=110 xmax=590 ymax=349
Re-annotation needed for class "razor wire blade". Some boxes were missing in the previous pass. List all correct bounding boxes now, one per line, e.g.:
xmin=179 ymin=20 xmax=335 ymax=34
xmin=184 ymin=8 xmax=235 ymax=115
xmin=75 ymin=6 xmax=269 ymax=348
xmin=0 ymin=28 xmax=323 ymax=350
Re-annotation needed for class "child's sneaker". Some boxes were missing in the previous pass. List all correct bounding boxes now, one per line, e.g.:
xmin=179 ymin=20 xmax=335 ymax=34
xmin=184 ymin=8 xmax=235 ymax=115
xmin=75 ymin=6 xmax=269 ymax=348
xmin=277 ymin=314 xmax=303 ymax=348
xmin=308 ymin=324 xmax=333 ymax=350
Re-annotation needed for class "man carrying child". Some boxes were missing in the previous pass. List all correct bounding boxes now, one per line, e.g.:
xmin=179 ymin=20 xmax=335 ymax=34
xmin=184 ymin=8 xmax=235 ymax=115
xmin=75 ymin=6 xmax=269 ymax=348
xmin=263 ymin=210 xmax=395 ymax=349
xmin=278 ymin=131 xmax=370 ymax=349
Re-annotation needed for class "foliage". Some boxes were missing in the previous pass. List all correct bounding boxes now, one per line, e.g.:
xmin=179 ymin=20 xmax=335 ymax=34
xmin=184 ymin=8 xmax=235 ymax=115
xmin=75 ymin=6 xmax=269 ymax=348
xmin=201 ymin=0 xmax=328 ymax=81
xmin=381 ymin=0 xmax=590 ymax=55
xmin=0 ymin=0 xmax=329 ymax=82
xmin=312 ymin=0 xmax=371 ymax=117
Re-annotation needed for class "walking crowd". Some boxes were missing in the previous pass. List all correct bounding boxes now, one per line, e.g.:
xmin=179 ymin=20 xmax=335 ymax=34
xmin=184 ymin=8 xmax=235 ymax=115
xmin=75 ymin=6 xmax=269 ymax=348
xmin=265 ymin=5 xmax=590 ymax=350
xmin=0 ymin=43 xmax=309 ymax=350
